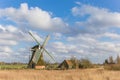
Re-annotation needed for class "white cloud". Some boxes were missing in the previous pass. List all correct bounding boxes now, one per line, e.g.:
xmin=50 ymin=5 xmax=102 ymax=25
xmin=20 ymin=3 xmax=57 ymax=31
xmin=28 ymin=30 xmax=43 ymax=42
xmin=0 ymin=25 xmax=6 ymax=31
xmin=0 ymin=3 xmax=69 ymax=33
xmin=75 ymin=2 xmax=82 ymax=5
xmin=0 ymin=24 xmax=46 ymax=63
xmin=72 ymin=3 xmax=120 ymax=34
xmin=0 ymin=25 xmax=19 ymax=45
xmin=0 ymin=24 xmax=43 ymax=42
xmin=64 ymin=32 xmax=120 ymax=63
xmin=0 ymin=39 xmax=17 ymax=46
xmin=51 ymin=42 xmax=68 ymax=53
xmin=53 ymin=33 xmax=62 ymax=40
xmin=0 ymin=25 xmax=18 ymax=32
xmin=0 ymin=46 xmax=13 ymax=53
xmin=6 ymin=25 xmax=18 ymax=33
xmin=103 ymin=32 xmax=120 ymax=39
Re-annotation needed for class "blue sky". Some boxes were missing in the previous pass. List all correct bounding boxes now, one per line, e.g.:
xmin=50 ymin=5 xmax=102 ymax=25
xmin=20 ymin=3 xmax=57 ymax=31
xmin=0 ymin=0 xmax=120 ymax=63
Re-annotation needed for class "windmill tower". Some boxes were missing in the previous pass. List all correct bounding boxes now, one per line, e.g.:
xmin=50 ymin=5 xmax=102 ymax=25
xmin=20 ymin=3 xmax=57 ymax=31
xmin=28 ymin=31 xmax=55 ymax=69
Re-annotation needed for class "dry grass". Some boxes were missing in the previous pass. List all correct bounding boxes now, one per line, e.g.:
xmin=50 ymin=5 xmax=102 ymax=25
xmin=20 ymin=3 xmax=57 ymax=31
xmin=0 ymin=68 xmax=120 ymax=80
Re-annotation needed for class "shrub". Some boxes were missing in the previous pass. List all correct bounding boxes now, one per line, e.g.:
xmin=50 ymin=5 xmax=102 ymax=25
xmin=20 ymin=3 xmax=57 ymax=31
xmin=79 ymin=59 xmax=93 ymax=68
xmin=104 ymin=64 xmax=120 ymax=70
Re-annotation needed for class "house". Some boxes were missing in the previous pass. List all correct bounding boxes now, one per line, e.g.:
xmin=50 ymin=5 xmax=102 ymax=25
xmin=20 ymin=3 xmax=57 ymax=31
xmin=58 ymin=60 xmax=74 ymax=69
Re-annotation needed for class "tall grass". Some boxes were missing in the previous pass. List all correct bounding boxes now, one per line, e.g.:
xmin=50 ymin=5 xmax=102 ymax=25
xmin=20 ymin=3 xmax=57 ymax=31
xmin=0 ymin=69 xmax=120 ymax=80
xmin=104 ymin=64 xmax=120 ymax=70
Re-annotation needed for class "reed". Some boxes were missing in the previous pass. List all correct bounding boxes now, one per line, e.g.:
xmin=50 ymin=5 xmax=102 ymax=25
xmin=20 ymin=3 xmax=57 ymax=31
xmin=0 ymin=69 xmax=120 ymax=80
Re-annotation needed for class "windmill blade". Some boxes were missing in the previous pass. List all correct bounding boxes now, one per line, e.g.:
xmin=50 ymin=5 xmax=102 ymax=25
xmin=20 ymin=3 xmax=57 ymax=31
xmin=41 ymin=35 xmax=55 ymax=62
xmin=40 ymin=35 xmax=50 ymax=55
xmin=42 ymin=35 xmax=50 ymax=48
xmin=28 ymin=31 xmax=41 ymax=45
xmin=44 ymin=49 xmax=55 ymax=62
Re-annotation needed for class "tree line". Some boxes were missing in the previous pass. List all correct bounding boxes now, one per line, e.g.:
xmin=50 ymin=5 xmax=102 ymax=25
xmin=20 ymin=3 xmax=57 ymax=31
xmin=104 ymin=55 xmax=120 ymax=64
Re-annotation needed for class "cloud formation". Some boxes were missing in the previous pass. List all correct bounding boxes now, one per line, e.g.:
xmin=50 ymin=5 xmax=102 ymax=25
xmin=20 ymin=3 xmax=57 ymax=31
xmin=72 ymin=3 xmax=120 ymax=34
xmin=0 ymin=3 xmax=69 ymax=33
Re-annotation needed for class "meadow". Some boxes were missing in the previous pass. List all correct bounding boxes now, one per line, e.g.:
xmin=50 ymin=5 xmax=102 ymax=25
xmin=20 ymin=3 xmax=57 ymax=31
xmin=0 ymin=68 xmax=120 ymax=80
xmin=0 ymin=64 xmax=27 ymax=70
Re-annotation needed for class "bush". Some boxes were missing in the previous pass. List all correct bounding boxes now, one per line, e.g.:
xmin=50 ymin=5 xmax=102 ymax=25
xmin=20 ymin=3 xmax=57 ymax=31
xmin=104 ymin=64 xmax=120 ymax=70
xmin=79 ymin=59 xmax=93 ymax=68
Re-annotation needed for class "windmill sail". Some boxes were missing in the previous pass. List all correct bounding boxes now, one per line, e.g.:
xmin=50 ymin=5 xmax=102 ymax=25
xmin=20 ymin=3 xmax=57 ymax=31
xmin=28 ymin=31 xmax=55 ymax=68
xmin=42 ymin=35 xmax=50 ymax=47
xmin=28 ymin=31 xmax=41 ymax=45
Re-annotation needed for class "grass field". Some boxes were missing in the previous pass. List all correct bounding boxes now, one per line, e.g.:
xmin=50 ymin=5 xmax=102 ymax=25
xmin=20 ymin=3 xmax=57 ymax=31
xmin=0 ymin=64 xmax=27 ymax=70
xmin=0 ymin=68 xmax=120 ymax=80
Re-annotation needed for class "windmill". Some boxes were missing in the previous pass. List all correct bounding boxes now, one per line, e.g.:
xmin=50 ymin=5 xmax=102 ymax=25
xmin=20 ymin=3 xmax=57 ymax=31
xmin=28 ymin=31 xmax=55 ymax=69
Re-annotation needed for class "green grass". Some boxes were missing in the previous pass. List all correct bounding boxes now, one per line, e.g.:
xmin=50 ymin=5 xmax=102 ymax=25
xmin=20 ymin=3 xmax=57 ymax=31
xmin=0 ymin=64 xmax=27 ymax=70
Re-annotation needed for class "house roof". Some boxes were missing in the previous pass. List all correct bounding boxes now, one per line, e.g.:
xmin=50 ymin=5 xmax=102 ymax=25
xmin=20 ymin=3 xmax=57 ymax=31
xmin=64 ymin=60 xmax=73 ymax=66
xmin=58 ymin=59 xmax=75 ymax=69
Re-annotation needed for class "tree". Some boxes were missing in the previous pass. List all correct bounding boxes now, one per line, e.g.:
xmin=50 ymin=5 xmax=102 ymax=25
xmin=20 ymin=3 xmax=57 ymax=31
xmin=109 ymin=56 xmax=114 ymax=64
xmin=70 ymin=56 xmax=78 ymax=68
xmin=116 ymin=55 xmax=120 ymax=64
xmin=104 ymin=59 xmax=108 ymax=64
xmin=79 ymin=58 xmax=93 ymax=68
